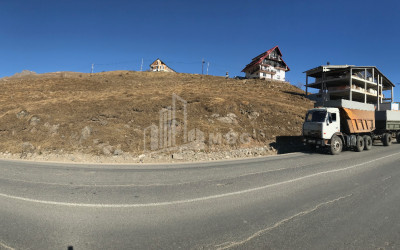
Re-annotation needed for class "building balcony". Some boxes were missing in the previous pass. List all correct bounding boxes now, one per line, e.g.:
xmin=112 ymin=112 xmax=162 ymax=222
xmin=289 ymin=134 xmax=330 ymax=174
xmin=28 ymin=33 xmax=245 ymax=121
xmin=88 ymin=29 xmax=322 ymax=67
xmin=258 ymin=69 xmax=276 ymax=75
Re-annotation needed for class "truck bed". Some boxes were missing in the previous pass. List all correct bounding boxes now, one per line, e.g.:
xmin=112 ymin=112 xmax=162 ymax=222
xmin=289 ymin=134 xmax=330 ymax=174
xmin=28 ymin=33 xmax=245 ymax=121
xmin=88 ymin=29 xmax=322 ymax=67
xmin=341 ymin=108 xmax=375 ymax=134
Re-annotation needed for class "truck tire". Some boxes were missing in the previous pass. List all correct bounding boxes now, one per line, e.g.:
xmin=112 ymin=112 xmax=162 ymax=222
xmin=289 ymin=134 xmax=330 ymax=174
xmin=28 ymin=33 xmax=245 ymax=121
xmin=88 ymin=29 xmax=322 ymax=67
xmin=330 ymin=135 xmax=343 ymax=155
xmin=355 ymin=136 xmax=364 ymax=152
xmin=363 ymin=135 xmax=373 ymax=150
xmin=382 ymin=133 xmax=392 ymax=146
xmin=397 ymin=132 xmax=400 ymax=143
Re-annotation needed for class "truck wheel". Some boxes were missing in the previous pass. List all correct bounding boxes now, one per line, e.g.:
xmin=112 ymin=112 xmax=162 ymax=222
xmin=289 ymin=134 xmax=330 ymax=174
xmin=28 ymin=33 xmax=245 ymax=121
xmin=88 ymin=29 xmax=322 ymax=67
xmin=363 ymin=135 xmax=373 ymax=150
xmin=397 ymin=132 xmax=400 ymax=143
xmin=330 ymin=136 xmax=342 ymax=155
xmin=355 ymin=136 xmax=364 ymax=152
xmin=382 ymin=133 xmax=392 ymax=146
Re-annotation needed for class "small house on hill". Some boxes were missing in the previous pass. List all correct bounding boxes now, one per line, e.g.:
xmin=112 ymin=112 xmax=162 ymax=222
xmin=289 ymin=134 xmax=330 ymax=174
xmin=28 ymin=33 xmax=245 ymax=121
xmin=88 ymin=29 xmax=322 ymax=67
xmin=242 ymin=46 xmax=290 ymax=81
xmin=150 ymin=59 xmax=176 ymax=73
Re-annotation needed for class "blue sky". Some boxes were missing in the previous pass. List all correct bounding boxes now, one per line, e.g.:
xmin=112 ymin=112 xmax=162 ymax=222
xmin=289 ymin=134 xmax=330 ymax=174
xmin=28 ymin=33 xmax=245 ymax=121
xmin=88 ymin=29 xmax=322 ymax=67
xmin=1 ymin=0 xmax=399 ymax=96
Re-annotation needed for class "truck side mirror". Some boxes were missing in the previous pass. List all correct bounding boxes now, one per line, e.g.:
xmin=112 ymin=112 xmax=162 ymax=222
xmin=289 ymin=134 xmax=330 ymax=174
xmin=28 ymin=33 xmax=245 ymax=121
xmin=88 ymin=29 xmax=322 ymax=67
xmin=328 ymin=113 xmax=333 ymax=124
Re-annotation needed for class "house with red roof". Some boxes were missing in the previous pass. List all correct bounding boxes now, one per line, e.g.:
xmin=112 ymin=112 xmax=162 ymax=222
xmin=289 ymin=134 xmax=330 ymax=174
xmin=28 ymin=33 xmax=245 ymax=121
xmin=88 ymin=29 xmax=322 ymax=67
xmin=242 ymin=46 xmax=290 ymax=81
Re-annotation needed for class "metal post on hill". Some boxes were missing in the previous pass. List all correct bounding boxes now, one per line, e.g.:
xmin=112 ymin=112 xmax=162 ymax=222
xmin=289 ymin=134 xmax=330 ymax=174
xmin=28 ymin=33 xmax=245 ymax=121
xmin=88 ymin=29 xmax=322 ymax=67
xmin=91 ymin=64 xmax=94 ymax=74
xmin=202 ymin=58 xmax=205 ymax=74
xmin=140 ymin=58 xmax=143 ymax=71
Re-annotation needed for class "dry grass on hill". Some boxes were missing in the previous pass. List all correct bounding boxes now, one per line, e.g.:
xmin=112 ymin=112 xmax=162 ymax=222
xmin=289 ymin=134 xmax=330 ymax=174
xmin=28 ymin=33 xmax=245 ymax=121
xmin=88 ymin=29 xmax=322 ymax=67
xmin=0 ymin=71 xmax=313 ymax=158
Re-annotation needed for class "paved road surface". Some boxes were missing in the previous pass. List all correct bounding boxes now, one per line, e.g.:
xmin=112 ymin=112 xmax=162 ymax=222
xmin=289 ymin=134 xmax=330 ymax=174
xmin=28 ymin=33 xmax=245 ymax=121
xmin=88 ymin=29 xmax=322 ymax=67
xmin=1 ymin=144 xmax=400 ymax=249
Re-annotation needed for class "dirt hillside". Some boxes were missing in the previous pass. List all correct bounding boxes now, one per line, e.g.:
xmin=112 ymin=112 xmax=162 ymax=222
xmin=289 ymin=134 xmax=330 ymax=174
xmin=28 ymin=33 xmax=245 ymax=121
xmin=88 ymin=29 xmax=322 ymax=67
xmin=0 ymin=71 xmax=313 ymax=162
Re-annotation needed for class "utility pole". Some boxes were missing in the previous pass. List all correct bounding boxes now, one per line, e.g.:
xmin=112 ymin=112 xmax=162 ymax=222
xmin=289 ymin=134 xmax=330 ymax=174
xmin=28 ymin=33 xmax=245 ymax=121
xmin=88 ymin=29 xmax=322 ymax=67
xmin=202 ymin=58 xmax=205 ymax=74
xmin=91 ymin=64 xmax=94 ymax=74
xmin=206 ymin=62 xmax=210 ymax=75
xmin=140 ymin=58 xmax=144 ymax=71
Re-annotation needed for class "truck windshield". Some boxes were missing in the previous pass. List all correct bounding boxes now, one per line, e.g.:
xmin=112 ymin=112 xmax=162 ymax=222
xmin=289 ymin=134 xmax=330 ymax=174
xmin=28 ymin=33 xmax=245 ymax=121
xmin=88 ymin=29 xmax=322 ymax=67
xmin=305 ymin=111 xmax=327 ymax=122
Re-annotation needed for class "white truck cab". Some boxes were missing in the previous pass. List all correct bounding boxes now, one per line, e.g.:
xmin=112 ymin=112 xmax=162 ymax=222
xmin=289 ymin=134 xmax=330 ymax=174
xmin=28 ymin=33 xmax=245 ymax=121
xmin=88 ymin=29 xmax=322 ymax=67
xmin=303 ymin=107 xmax=340 ymax=145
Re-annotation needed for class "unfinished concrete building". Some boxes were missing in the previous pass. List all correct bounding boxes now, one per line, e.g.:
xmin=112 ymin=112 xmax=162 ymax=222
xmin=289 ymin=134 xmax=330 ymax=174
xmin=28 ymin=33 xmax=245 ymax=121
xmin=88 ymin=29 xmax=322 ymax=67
xmin=304 ymin=65 xmax=396 ymax=111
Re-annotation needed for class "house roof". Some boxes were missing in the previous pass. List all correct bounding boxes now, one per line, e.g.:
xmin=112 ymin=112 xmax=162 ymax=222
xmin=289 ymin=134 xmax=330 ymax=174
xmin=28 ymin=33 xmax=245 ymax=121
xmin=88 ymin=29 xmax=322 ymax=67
xmin=241 ymin=46 xmax=290 ymax=72
xmin=149 ymin=58 xmax=165 ymax=67
xmin=149 ymin=58 xmax=176 ymax=72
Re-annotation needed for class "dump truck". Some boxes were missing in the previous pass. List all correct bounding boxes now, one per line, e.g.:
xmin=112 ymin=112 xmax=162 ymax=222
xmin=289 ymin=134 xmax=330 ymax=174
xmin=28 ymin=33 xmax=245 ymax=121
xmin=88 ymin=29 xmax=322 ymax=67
xmin=302 ymin=101 xmax=400 ymax=155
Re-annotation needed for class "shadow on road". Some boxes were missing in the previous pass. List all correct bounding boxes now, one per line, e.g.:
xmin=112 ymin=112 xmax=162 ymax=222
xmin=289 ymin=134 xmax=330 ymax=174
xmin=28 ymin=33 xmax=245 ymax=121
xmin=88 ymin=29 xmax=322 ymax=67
xmin=270 ymin=136 xmax=310 ymax=154
xmin=270 ymin=136 xmax=400 ymax=155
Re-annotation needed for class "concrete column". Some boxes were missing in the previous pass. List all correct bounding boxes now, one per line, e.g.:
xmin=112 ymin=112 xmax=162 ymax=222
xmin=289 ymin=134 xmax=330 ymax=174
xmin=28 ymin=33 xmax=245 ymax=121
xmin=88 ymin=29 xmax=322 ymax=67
xmin=322 ymin=72 xmax=326 ymax=104
xmin=381 ymin=76 xmax=383 ymax=104
xmin=306 ymin=75 xmax=308 ymax=96
xmin=391 ymin=86 xmax=394 ymax=102
xmin=372 ymin=68 xmax=375 ymax=83
xmin=349 ymin=68 xmax=353 ymax=101
xmin=377 ymin=76 xmax=380 ymax=110
xmin=364 ymin=69 xmax=367 ymax=103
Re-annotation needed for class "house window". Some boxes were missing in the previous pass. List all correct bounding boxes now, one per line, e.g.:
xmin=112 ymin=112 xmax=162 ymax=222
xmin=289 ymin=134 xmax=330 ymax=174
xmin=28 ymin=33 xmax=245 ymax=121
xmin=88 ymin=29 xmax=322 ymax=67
xmin=277 ymin=75 xmax=280 ymax=79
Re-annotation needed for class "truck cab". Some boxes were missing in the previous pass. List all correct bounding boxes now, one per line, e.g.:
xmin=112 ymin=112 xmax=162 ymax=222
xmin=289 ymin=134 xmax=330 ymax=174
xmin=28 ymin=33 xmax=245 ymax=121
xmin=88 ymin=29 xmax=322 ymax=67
xmin=303 ymin=107 xmax=340 ymax=147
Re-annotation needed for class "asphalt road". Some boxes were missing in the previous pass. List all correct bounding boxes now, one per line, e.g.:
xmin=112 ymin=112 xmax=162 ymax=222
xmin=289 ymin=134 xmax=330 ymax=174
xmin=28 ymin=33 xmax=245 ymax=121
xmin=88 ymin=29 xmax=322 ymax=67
xmin=1 ymin=144 xmax=400 ymax=250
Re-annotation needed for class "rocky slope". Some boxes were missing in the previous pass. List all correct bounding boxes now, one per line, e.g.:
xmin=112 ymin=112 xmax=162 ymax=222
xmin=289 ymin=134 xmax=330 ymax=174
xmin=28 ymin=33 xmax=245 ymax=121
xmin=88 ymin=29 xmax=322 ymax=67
xmin=0 ymin=71 xmax=313 ymax=163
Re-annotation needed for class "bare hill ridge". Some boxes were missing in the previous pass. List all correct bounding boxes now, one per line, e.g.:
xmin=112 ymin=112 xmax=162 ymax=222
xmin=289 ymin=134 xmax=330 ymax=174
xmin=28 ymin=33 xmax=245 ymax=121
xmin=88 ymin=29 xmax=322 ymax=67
xmin=0 ymin=71 xmax=313 ymax=162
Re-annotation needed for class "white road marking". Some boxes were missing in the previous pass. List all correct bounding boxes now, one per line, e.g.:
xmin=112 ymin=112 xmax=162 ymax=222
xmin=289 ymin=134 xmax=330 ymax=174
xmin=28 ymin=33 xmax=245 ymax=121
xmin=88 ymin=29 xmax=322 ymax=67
xmin=215 ymin=194 xmax=353 ymax=249
xmin=0 ymin=152 xmax=398 ymax=208
xmin=0 ymin=240 xmax=15 ymax=250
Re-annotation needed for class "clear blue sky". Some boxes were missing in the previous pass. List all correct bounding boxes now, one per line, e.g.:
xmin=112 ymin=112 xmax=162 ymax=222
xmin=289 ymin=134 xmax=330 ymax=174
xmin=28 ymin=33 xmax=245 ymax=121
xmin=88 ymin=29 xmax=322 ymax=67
xmin=1 ymin=0 xmax=399 ymax=96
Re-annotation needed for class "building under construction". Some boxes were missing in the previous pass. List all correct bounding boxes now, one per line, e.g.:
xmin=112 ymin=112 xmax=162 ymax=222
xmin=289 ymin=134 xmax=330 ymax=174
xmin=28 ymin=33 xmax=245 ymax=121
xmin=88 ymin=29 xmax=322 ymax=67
xmin=304 ymin=65 xmax=396 ymax=111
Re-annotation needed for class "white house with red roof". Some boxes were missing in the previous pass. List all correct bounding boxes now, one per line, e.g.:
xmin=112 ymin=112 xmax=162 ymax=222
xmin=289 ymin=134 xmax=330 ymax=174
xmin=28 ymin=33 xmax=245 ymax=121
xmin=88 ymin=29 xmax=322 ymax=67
xmin=242 ymin=46 xmax=290 ymax=81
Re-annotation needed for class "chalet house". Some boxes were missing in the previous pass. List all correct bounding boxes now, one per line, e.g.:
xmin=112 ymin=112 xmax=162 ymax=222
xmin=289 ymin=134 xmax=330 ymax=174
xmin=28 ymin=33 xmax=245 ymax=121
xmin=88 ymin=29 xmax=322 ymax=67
xmin=150 ymin=59 xmax=176 ymax=73
xmin=242 ymin=46 xmax=290 ymax=81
